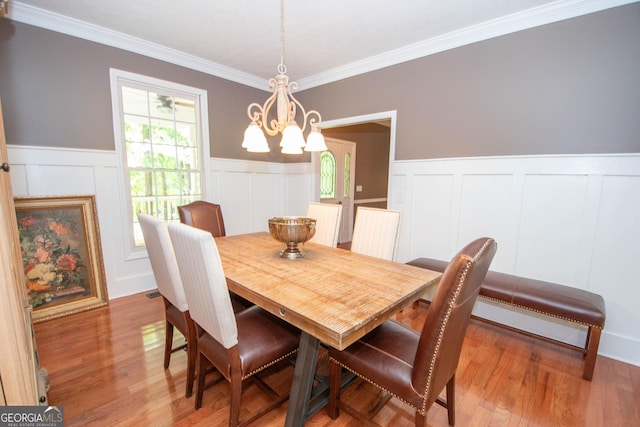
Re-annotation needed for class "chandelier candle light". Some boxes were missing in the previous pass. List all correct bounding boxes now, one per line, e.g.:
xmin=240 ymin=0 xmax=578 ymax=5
xmin=242 ymin=0 xmax=327 ymax=154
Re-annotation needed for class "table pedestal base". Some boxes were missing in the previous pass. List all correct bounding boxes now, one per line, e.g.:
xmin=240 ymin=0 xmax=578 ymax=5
xmin=285 ymin=332 xmax=319 ymax=427
xmin=285 ymin=332 xmax=357 ymax=426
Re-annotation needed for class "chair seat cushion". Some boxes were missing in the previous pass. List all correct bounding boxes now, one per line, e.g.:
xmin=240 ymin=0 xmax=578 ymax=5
xmin=166 ymin=302 xmax=189 ymax=335
xmin=198 ymin=306 xmax=299 ymax=380
xmin=236 ymin=306 xmax=300 ymax=377
xmin=329 ymin=320 xmax=423 ymax=409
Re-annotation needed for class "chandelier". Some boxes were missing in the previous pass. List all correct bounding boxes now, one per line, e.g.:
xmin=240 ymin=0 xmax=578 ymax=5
xmin=241 ymin=0 xmax=327 ymax=154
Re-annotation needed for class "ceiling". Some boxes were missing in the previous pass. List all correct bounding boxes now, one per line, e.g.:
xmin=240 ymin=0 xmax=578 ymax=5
xmin=6 ymin=0 xmax=633 ymax=90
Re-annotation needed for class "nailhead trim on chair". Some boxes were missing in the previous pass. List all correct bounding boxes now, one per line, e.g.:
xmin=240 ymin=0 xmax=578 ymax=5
xmin=477 ymin=295 xmax=602 ymax=329
xmin=330 ymin=239 xmax=493 ymax=417
xmin=241 ymin=349 xmax=298 ymax=381
xmin=418 ymin=239 xmax=491 ymax=414
xmin=330 ymin=359 xmax=425 ymax=414
xmin=418 ymin=259 xmax=472 ymax=414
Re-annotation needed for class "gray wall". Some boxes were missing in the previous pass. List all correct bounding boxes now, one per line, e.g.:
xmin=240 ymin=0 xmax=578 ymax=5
xmin=2 ymin=3 xmax=639 ymax=163
xmin=299 ymin=3 xmax=640 ymax=160
xmin=0 ymin=19 xmax=292 ymax=163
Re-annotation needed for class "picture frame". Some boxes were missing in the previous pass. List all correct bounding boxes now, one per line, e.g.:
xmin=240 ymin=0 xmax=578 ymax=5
xmin=14 ymin=195 xmax=108 ymax=323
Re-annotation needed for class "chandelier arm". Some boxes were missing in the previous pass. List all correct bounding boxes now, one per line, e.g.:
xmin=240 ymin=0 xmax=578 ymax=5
xmin=263 ymin=94 xmax=282 ymax=137
xmin=264 ymin=77 xmax=283 ymax=135
xmin=286 ymin=94 xmax=297 ymax=126
xmin=247 ymin=82 xmax=281 ymax=137
xmin=287 ymin=87 xmax=313 ymax=132
xmin=286 ymin=80 xmax=299 ymax=125
xmin=306 ymin=110 xmax=323 ymax=129
xmin=247 ymin=102 xmax=265 ymax=126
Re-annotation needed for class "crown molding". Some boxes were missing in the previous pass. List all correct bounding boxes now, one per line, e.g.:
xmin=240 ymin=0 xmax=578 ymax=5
xmin=297 ymin=0 xmax=637 ymax=89
xmin=7 ymin=0 xmax=637 ymax=91
xmin=7 ymin=1 xmax=268 ymax=90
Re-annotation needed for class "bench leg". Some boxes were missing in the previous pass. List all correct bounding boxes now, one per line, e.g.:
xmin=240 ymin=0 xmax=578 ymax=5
xmin=583 ymin=326 xmax=602 ymax=381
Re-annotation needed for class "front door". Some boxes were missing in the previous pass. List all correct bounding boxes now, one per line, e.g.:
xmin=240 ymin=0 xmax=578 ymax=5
xmin=316 ymin=138 xmax=356 ymax=243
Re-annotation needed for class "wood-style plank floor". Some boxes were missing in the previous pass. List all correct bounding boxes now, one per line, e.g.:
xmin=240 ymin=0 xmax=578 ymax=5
xmin=34 ymin=292 xmax=639 ymax=426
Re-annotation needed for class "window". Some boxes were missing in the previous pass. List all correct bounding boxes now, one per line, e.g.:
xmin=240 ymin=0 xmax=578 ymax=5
xmin=344 ymin=152 xmax=351 ymax=198
xmin=320 ymin=149 xmax=352 ymax=200
xmin=319 ymin=150 xmax=336 ymax=199
xmin=110 ymin=69 xmax=209 ymax=251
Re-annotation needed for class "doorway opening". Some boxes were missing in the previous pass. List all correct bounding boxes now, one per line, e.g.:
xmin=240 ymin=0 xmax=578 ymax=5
xmin=312 ymin=111 xmax=397 ymax=244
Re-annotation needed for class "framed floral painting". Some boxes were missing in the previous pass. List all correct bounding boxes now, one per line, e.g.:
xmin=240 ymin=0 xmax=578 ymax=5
xmin=14 ymin=195 xmax=108 ymax=323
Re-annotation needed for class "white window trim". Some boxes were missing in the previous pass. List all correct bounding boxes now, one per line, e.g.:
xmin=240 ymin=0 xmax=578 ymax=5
xmin=109 ymin=68 xmax=210 ymax=260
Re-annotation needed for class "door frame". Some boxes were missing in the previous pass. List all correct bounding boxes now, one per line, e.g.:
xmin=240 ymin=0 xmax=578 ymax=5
xmin=311 ymin=110 xmax=397 ymax=231
xmin=319 ymin=137 xmax=357 ymax=243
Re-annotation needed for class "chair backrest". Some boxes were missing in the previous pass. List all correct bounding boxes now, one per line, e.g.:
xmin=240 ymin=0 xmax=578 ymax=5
xmin=412 ymin=237 xmax=497 ymax=410
xmin=350 ymin=207 xmax=401 ymax=261
xmin=178 ymin=201 xmax=226 ymax=237
xmin=306 ymin=202 xmax=343 ymax=247
xmin=167 ymin=222 xmax=238 ymax=349
xmin=138 ymin=213 xmax=188 ymax=312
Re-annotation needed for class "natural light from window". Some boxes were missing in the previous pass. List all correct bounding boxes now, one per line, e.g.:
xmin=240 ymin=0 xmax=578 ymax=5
xmin=110 ymin=70 xmax=208 ymax=249
xmin=319 ymin=150 xmax=336 ymax=199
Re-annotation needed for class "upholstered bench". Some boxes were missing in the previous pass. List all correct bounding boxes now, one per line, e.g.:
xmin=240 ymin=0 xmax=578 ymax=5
xmin=406 ymin=258 xmax=606 ymax=380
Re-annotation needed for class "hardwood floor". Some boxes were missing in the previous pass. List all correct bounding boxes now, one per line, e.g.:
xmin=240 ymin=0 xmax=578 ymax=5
xmin=34 ymin=292 xmax=639 ymax=426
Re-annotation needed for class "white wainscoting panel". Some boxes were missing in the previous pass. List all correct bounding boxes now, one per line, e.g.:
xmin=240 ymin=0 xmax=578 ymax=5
xmin=409 ymin=174 xmax=456 ymax=260
xmin=516 ymin=174 xmax=588 ymax=285
xmin=6 ymin=164 xmax=29 ymax=196
xmin=250 ymin=172 xmax=283 ymax=232
xmin=209 ymin=158 xmax=312 ymax=235
xmin=7 ymin=146 xmax=639 ymax=366
xmin=458 ymin=174 xmax=513 ymax=271
xmin=589 ymin=176 xmax=640 ymax=335
xmin=285 ymin=170 xmax=314 ymax=217
xmin=390 ymin=154 xmax=640 ymax=366
xmin=219 ymin=171 xmax=254 ymax=235
xmin=8 ymin=148 xmax=313 ymax=302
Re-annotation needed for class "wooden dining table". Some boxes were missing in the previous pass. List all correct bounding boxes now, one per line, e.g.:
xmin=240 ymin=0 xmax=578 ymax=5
xmin=215 ymin=232 xmax=441 ymax=427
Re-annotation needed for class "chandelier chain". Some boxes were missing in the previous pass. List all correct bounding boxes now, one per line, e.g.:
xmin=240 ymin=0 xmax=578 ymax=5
xmin=278 ymin=0 xmax=286 ymax=75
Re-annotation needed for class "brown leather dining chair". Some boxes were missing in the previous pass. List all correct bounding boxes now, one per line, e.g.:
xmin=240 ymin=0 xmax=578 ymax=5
xmin=178 ymin=200 xmax=226 ymax=237
xmin=167 ymin=222 xmax=300 ymax=426
xmin=328 ymin=237 xmax=497 ymax=426
xmin=178 ymin=200 xmax=252 ymax=312
xmin=138 ymin=213 xmax=197 ymax=398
